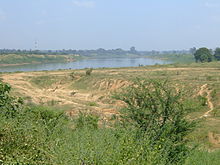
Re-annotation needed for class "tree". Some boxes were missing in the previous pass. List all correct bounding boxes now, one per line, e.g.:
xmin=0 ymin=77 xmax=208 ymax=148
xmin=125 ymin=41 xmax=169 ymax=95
xmin=130 ymin=46 xmax=137 ymax=53
xmin=114 ymin=79 xmax=196 ymax=164
xmin=214 ymin=48 xmax=220 ymax=61
xmin=194 ymin=47 xmax=213 ymax=62
xmin=189 ymin=47 xmax=196 ymax=55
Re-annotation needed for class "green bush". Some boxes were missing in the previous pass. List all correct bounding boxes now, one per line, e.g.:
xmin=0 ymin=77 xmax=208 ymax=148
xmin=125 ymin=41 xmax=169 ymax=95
xmin=0 ymin=82 xmax=23 ymax=118
xmin=0 ymin=82 xmax=69 ymax=164
xmin=0 ymin=105 xmax=69 ymax=164
xmin=86 ymin=68 xmax=93 ymax=76
xmin=197 ymin=95 xmax=207 ymax=106
xmin=0 ymin=80 xmax=218 ymax=164
xmin=114 ymin=79 xmax=196 ymax=164
xmin=74 ymin=112 xmax=99 ymax=129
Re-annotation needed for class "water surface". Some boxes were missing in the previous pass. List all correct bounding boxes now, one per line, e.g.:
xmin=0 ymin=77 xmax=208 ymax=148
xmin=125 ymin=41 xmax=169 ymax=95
xmin=0 ymin=57 xmax=170 ymax=72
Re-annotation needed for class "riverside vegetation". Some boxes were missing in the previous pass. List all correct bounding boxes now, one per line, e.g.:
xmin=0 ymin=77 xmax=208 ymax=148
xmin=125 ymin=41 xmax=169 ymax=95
xmin=1 ymin=62 xmax=220 ymax=164
xmin=0 ymin=47 xmax=193 ymax=66
xmin=0 ymin=46 xmax=219 ymax=66
xmin=0 ymin=54 xmax=81 ymax=66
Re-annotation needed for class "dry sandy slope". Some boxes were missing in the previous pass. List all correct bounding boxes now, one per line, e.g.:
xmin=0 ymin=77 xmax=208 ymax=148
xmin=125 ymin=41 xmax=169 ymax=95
xmin=1 ymin=66 xmax=218 ymax=118
xmin=1 ymin=71 xmax=121 ymax=117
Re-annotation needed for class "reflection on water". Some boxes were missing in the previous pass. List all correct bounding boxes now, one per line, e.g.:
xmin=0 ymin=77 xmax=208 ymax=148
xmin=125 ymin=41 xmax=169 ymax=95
xmin=0 ymin=57 xmax=171 ymax=72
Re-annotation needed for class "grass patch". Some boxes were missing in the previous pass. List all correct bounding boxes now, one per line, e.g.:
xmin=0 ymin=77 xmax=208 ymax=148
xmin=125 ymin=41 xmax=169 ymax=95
xmin=185 ymin=150 xmax=220 ymax=165
xmin=87 ymin=102 xmax=98 ymax=107
xmin=30 ymin=75 xmax=59 ymax=88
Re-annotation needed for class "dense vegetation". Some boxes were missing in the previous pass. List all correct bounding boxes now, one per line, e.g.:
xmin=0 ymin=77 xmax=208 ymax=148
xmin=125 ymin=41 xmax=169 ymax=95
xmin=214 ymin=48 xmax=220 ymax=61
xmin=193 ymin=47 xmax=220 ymax=63
xmin=0 ymin=47 xmax=195 ymax=66
xmin=0 ymin=54 xmax=80 ymax=65
xmin=0 ymin=48 xmax=194 ymax=67
xmin=147 ymin=53 xmax=195 ymax=63
xmin=0 ymin=47 xmax=189 ymax=56
xmin=1 ymin=46 xmax=220 ymax=66
xmin=1 ymin=77 xmax=220 ymax=164
xmin=194 ymin=48 xmax=213 ymax=63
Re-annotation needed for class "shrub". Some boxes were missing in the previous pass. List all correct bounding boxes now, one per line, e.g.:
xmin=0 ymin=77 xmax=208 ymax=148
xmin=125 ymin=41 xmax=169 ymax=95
xmin=0 ymin=80 xmax=201 ymax=164
xmin=86 ymin=68 xmax=93 ymax=76
xmin=114 ymin=79 xmax=196 ymax=164
xmin=74 ymin=112 xmax=99 ymax=129
xmin=0 ymin=105 xmax=69 ymax=164
xmin=0 ymin=82 xmax=23 ymax=118
xmin=197 ymin=95 xmax=207 ymax=106
xmin=69 ymin=71 xmax=75 ymax=80
xmin=0 ymin=82 xmax=69 ymax=164
xmin=87 ymin=101 xmax=98 ymax=106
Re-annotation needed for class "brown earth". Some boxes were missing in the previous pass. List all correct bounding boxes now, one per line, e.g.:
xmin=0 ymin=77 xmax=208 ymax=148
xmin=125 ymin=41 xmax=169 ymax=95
xmin=1 ymin=71 xmax=125 ymax=118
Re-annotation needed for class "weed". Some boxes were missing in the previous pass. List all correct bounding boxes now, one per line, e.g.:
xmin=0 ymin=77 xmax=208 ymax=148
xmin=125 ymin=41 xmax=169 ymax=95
xmin=87 ymin=102 xmax=98 ymax=107
xmin=86 ymin=68 xmax=93 ymax=76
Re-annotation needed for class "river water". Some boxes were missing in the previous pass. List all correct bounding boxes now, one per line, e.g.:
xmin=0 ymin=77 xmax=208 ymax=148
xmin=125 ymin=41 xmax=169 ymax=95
xmin=0 ymin=57 xmax=170 ymax=72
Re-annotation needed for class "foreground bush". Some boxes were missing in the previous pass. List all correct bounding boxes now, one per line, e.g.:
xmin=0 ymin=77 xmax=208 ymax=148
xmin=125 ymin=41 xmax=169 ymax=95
xmin=114 ymin=79 xmax=196 ymax=164
xmin=0 ymin=106 xmax=68 ymax=164
xmin=0 ymin=80 xmax=205 ymax=165
xmin=0 ymin=83 xmax=23 ymax=118
xmin=0 ymin=82 xmax=68 ymax=164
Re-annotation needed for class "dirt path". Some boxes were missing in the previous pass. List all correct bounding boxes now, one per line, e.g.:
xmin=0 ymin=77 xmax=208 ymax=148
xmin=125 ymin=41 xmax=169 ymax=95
xmin=199 ymin=84 xmax=214 ymax=118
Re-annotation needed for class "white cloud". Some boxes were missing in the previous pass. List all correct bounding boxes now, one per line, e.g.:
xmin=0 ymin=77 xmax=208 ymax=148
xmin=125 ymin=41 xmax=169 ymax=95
xmin=72 ymin=0 xmax=95 ymax=8
xmin=204 ymin=2 xmax=220 ymax=8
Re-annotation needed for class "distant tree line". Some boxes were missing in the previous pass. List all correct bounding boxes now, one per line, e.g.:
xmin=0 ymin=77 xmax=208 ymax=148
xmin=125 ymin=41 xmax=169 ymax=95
xmin=192 ymin=47 xmax=220 ymax=63
xmin=0 ymin=47 xmax=139 ymax=56
xmin=0 ymin=47 xmax=191 ymax=57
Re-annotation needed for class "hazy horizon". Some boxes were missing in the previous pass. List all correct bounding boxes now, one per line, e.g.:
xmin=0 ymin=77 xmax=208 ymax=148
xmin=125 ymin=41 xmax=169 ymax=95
xmin=0 ymin=0 xmax=220 ymax=50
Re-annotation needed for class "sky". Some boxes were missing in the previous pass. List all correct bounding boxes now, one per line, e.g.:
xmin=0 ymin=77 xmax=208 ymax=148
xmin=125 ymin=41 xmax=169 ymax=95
xmin=0 ymin=0 xmax=220 ymax=50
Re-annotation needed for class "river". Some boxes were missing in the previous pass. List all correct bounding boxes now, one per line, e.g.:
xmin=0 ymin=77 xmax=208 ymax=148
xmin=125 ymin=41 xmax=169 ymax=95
xmin=0 ymin=57 xmax=170 ymax=72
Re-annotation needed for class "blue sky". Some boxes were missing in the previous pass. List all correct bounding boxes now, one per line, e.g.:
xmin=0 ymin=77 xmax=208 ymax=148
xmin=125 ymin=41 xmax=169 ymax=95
xmin=0 ymin=0 xmax=220 ymax=50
